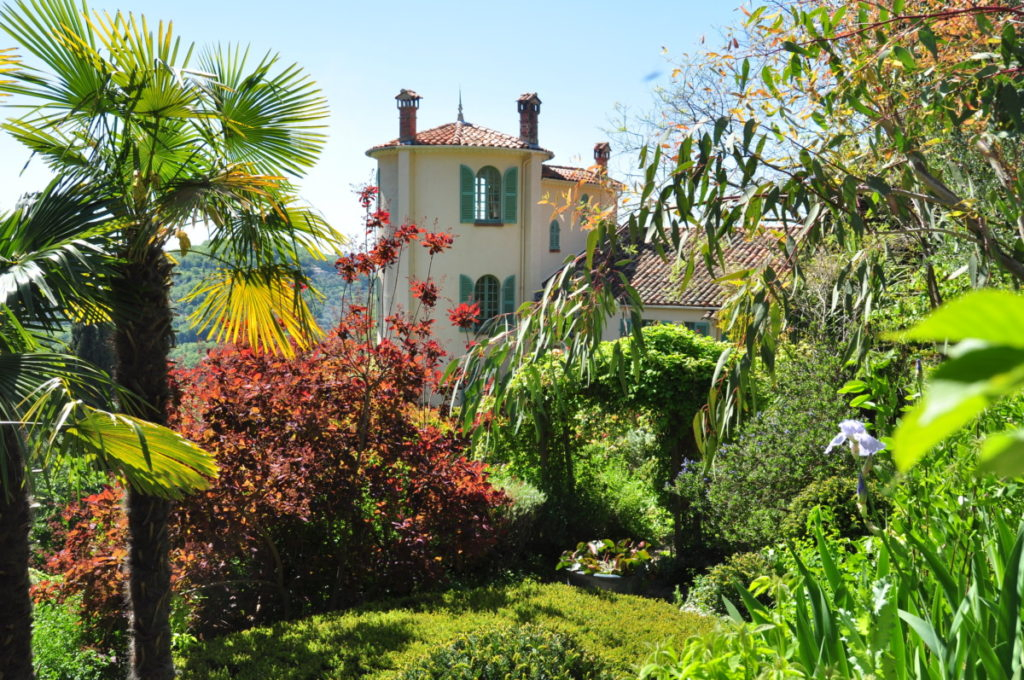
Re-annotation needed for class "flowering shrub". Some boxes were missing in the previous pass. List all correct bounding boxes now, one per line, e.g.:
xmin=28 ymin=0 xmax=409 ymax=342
xmin=167 ymin=188 xmax=506 ymax=628
xmin=447 ymin=302 xmax=480 ymax=330
xmin=170 ymin=337 xmax=507 ymax=629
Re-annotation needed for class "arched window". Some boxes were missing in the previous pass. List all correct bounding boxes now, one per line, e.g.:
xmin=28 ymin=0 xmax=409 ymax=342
xmin=475 ymin=166 xmax=502 ymax=222
xmin=460 ymin=165 xmax=517 ymax=224
xmin=474 ymin=274 xmax=500 ymax=324
xmin=549 ymin=220 xmax=560 ymax=252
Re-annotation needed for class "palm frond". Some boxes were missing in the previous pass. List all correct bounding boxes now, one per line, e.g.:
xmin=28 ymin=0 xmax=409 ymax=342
xmin=184 ymin=265 xmax=323 ymax=358
xmin=0 ymin=352 xmax=116 ymax=421
xmin=155 ymin=163 xmax=283 ymax=232
xmin=205 ymin=197 xmax=346 ymax=269
xmin=197 ymin=45 xmax=328 ymax=177
xmin=62 ymin=409 xmax=216 ymax=499
xmin=0 ymin=45 xmax=19 ymax=97
xmin=0 ymin=117 xmax=92 ymax=170
xmin=0 ymin=351 xmax=216 ymax=497
xmin=0 ymin=178 xmax=113 ymax=327
xmin=0 ymin=0 xmax=109 ymax=112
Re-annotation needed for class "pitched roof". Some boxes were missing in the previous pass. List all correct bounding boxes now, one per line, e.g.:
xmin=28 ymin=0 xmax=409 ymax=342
xmin=542 ymin=164 xmax=605 ymax=184
xmin=627 ymin=227 xmax=802 ymax=308
xmin=368 ymin=121 xmax=552 ymax=153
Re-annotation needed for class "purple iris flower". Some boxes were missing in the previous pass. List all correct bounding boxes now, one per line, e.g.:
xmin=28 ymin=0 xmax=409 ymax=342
xmin=824 ymin=419 xmax=885 ymax=457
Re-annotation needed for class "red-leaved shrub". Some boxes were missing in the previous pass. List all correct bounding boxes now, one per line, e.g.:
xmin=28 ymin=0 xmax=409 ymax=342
xmin=169 ymin=337 xmax=506 ymax=630
xmin=33 ymin=486 xmax=130 ymax=646
xmin=36 ymin=187 xmax=508 ymax=636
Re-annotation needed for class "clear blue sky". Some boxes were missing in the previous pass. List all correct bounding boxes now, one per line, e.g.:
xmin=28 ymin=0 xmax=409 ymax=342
xmin=0 ymin=0 xmax=745 ymax=242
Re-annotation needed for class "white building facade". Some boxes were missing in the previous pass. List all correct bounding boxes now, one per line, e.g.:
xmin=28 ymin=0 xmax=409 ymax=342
xmin=367 ymin=90 xmax=618 ymax=359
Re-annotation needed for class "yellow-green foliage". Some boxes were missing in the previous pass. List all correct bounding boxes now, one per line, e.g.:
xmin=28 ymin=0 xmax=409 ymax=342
xmin=178 ymin=581 xmax=713 ymax=680
xmin=399 ymin=625 xmax=611 ymax=680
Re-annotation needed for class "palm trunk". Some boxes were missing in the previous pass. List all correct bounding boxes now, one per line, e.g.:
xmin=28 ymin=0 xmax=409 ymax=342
xmin=0 ymin=429 xmax=34 ymax=680
xmin=113 ymin=244 xmax=176 ymax=680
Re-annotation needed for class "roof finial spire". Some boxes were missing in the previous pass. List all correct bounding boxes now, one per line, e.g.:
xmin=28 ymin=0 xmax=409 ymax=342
xmin=457 ymin=88 xmax=465 ymax=123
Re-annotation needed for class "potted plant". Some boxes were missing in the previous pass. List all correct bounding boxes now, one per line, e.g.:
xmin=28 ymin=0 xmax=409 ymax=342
xmin=556 ymin=539 xmax=653 ymax=594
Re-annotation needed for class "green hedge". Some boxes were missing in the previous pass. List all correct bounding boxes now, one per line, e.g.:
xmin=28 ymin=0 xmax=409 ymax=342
xmin=398 ymin=625 xmax=612 ymax=680
xmin=178 ymin=581 xmax=713 ymax=680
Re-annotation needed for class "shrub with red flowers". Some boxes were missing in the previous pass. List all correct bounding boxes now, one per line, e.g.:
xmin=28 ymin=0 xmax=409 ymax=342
xmin=170 ymin=336 xmax=506 ymax=630
xmin=448 ymin=302 xmax=481 ymax=330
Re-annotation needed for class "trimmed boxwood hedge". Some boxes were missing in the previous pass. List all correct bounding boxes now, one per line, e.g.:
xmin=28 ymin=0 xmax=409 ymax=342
xmin=398 ymin=625 xmax=612 ymax=680
xmin=177 ymin=581 xmax=713 ymax=679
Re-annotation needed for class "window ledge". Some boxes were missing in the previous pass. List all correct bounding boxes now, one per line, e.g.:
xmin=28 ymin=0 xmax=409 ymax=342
xmin=549 ymin=249 xmax=560 ymax=253
xmin=474 ymin=220 xmax=504 ymax=227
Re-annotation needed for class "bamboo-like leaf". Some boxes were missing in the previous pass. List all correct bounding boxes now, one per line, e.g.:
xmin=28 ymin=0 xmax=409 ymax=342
xmin=996 ymin=525 xmax=1024 ymax=677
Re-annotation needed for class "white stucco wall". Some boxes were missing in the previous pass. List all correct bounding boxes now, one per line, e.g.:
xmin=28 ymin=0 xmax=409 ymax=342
xmin=371 ymin=145 xmax=547 ymax=361
xmin=533 ymin=177 xmax=618 ymax=294
xmin=370 ymin=142 xmax=623 ymax=364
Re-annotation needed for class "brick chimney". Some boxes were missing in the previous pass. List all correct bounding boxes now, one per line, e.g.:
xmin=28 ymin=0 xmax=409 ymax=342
xmin=594 ymin=142 xmax=611 ymax=170
xmin=396 ymin=89 xmax=421 ymax=144
xmin=517 ymin=93 xmax=541 ymax=147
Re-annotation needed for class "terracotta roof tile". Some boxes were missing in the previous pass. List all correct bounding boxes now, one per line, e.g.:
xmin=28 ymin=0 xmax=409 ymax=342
xmin=628 ymin=226 xmax=803 ymax=308
xmin=542 ymin=164 xmax=627 ymax=191
xmin=542 ymin=164 xmax=603 ymax=184
xmin=369 ymin=121 xmax=551 ymax=153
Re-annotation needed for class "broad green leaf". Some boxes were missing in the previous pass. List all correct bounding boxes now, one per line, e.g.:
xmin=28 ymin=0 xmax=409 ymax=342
xmin=888 ymin=289 xmax=1024 ymax=349
xmin=892 ymin=46 xmax=917 ymax=70
xmin=898 ymin=611 xmax=947 ymax=661
xmin=891 ymin=346 xmax=1024 ymax=470
xmin=919 ymin=26 xmax=938 ymax=57
xmin=978 ymin=429 xmax=1024 ymax=477
xmin=838 ymin=379 xmax=867 ymax=394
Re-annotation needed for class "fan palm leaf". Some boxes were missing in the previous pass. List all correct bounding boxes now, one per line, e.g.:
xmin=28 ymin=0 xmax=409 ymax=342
xmin=0 ymin=179 xmax=111 ymax=327
xmin=0 ymin=46 xmax=18 ymax=96
xmin=0 ymin=352 xmax=216 ymax=498
xmin=197 ymin=45 xmax=328 ymax=176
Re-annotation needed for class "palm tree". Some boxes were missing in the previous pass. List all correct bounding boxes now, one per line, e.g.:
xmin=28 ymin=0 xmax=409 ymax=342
xmin=1 ymin=2 xmax=343 ymax=677
xmin=0 ymin=180 xmax=217 ymax=680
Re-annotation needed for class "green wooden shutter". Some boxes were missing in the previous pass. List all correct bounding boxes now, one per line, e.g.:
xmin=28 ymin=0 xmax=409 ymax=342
xmin=459 ymin=274 xmax=474 ymax=303
xmin=460 ymin=165 xmax=474 ymax=223
xmin=502 ymin=275 xmax=516 ymax=314
xmin=549 ymin=220 xmax=560 ymax=251
xmin=502 ymin=167 xmax=518 ymax=223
